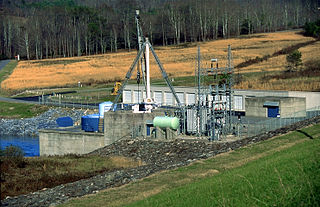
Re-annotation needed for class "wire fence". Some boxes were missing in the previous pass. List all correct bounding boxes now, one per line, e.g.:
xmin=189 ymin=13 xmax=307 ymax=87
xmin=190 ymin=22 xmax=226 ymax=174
xmin=38 ymin=96 xmax=99 ymax=109
xmin=235 ymin=106 xmax=320 ymax=138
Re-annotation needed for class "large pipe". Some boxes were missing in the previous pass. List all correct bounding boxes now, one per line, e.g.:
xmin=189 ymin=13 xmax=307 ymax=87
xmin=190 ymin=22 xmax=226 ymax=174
xmin=145 ymin=38 xmax=151 ymax=101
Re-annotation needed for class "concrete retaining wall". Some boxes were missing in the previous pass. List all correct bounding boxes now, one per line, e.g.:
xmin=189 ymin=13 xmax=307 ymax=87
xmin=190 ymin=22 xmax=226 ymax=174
xmin=39 ymin=130 xmax=105 ymax=156
xmin=39 ymin=108 xmax=173 ymax=156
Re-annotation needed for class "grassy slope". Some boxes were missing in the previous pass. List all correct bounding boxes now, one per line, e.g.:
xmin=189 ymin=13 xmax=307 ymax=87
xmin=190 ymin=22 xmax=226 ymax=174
xmin=0 ymin=60 xmax=17 ymax=96
xmin=60 ymin=123 xmax=320 ymax=207
xmin=0 ymin=101 xmax=49 ymax=118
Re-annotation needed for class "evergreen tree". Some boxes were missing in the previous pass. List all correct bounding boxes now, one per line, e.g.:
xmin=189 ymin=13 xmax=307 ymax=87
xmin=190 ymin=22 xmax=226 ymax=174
xmin=286 ymin=50 xmax=302 ymax=72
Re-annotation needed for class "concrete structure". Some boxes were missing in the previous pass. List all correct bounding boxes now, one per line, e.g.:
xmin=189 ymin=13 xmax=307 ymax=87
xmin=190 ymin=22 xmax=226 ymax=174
xmin=123 ymin=85 xmax=320 ymax=112
xmin=39 ymin=108 xmax=177 ymax=156
xmin=245 ymin=97 xmax=306 ymax=118
xmin=39 ymin=85 xmax=319 ymax=155
xmin=104 ymin=109 xmax=165 ymax=141
xmin=39 ymin=129 xmax=105 ymax=156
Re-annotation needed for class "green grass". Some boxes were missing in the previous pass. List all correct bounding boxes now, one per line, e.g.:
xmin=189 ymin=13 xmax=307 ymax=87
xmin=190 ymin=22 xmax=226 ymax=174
xmin=59 ymin=123 xmax=320 ymax=207
xmin=128 ymin=128 xmax=320 ymax=207
xmin=0 ymin=60 xmax=18 ymax=96
xmin=49 ymin=90 xmax=118 ymax=103
xmin=129 ymin=140 xmax=320 ymax=207
xmin=0 ymin=101 xmax=49 ymax=118
xmin=31 ymin=59 xmax=88 ymax=66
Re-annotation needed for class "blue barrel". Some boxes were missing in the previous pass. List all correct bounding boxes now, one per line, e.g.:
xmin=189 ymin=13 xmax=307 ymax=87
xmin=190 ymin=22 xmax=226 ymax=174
xmin=56 ymin=116 xmax=73 ymax=127
xmin=81 ymin=114 xmax=100 ymax=132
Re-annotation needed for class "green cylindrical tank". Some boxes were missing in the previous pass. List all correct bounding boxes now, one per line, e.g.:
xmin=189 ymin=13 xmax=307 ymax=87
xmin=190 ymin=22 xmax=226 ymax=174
xmin=153 ymin=116 xmax=179 ymax=130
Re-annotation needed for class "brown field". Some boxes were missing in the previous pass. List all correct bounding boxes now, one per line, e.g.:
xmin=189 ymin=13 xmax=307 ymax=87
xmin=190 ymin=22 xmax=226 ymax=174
xmin=1 ymin=154 xmax=143 ymax=199
xmin=235 ymin=40 xmax=320 ymax=91
xmin=1 ymin=30 xmax=319 ymax=91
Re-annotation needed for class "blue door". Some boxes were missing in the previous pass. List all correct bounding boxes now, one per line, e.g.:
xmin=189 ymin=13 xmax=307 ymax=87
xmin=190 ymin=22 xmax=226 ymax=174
xmin=147 ymin=125 xmax=151 ymax=136
xmin=267 ymin=106 xmax=279 ymax=117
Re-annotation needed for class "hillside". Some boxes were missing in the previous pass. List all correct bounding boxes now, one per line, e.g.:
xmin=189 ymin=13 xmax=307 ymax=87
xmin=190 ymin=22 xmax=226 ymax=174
xmin=60 ymin=122 xmax=320 ymax=207
xmin=1 ymin=30 xmax=319 ymax=91
xmin=2 ymin=0 xmax=318 ymax=60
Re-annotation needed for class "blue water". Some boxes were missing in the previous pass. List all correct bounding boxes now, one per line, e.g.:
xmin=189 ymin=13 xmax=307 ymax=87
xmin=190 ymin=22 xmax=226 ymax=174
xmin=0 ymin=135 xmax=39 ymax=157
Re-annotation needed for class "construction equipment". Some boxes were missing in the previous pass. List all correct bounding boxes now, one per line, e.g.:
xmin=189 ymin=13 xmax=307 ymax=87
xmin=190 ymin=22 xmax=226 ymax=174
xmin=111 ymin=82 xmax=122 ymax=95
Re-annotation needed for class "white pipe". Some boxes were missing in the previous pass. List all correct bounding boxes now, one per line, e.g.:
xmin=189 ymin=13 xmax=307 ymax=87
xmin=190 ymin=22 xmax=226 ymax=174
xmin=145 ymin=38 xmax=151 ymax=101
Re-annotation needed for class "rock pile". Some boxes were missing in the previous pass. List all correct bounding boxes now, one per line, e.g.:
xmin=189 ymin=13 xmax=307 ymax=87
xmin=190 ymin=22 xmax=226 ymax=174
xmin=2 ymin=116 xmax=319 ymax=207
xmin=0 ymin=108 xmax=87 ymax=137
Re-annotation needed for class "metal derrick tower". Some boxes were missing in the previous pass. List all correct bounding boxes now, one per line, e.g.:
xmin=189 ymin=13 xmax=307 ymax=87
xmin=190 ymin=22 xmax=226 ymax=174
xmin=112 ymin=10 xmax=181 ymax=110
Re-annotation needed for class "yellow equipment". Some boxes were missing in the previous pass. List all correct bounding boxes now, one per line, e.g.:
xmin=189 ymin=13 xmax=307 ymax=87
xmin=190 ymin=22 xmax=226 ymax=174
xmin=111 ymin=82 xmax=122 ymax=95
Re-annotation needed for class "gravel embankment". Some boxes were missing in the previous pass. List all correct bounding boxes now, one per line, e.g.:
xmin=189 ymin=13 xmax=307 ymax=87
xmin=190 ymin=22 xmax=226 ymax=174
xmin=0 ymin=108 xmax=87 ymax=137
xmin=1 ymin=116 xmax=320 ymax=207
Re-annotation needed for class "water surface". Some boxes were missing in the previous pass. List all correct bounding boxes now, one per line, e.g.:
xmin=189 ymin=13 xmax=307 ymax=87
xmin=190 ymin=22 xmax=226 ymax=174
xmin=0 ymin=135 xmax=39 ymax=157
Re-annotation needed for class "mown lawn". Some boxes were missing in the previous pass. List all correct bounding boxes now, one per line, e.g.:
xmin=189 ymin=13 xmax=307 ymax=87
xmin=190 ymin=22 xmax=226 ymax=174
xmin=0 ymin=60 xmax=17 ymax=96
xmin=0 ymin=60 xmax=17 ymax=84
xmin=0 ymin=101 xmax=49 ymax=118
xmin=129 ymin=136 xmax=320 ymax=206
xmin=60 ymin=123 xmax=320 ymax=207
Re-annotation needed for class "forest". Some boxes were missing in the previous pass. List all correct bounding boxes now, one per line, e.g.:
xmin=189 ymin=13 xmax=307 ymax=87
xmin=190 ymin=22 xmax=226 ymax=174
xmin=1 ymin=0 xmax=319 ymax=60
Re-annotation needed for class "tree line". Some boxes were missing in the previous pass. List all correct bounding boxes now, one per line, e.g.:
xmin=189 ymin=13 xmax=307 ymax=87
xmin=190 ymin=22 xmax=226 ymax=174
xmin=1 ymin=0 xmax=319 ymax=60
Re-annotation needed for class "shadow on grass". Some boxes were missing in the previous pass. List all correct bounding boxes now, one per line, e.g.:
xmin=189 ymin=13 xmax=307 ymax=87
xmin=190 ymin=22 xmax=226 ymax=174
xmin=297 ymin=130 xmax=314 ymax=139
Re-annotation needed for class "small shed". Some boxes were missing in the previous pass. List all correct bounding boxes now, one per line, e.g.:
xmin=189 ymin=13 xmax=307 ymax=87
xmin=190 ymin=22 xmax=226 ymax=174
xmin=245 ymin=96 xmax=306 ymax=118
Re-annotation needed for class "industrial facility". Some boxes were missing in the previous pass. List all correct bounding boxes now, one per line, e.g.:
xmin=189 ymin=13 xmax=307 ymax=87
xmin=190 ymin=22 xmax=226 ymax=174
xmin=39 ymin=10 xmax=320 ymax=156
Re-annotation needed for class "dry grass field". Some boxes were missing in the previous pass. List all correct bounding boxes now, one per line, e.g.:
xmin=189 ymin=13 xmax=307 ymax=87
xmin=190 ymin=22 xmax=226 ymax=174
xmin=1 ymin=30 xmax=319 ymax=91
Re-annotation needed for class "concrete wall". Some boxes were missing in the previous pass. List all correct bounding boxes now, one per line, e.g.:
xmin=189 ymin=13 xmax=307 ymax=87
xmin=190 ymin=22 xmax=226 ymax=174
xmin=288 ymin=91 xmax=320 ymax=110
xmin=245 ymin=98 xmax=267 ymax=117
xmin=245 ymin=97 xmax=306 ymax=118
xmin=104 ymin=109 xmax=168 ymax=142
xmin=280 ymin=97 xmax=306 ymax=118
xmin=39 ymin=130 xmax=105 ymax=156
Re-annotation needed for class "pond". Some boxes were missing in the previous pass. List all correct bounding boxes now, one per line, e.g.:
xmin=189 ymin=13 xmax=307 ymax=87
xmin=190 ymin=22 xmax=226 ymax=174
xmin=0 ymin=135 xmax=39 ymax=157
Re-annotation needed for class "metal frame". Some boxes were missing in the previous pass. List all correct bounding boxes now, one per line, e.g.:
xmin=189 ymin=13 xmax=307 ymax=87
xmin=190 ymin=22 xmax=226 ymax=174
xmin=186 ymin=45 xmax=234 ymax=140
xmin=112 ymin=39 xmax=181 ymax=109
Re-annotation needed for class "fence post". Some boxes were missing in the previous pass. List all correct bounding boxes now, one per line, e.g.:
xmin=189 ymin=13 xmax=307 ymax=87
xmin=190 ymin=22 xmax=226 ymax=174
xmin=280 ymin=118 xmax=282 ymax=128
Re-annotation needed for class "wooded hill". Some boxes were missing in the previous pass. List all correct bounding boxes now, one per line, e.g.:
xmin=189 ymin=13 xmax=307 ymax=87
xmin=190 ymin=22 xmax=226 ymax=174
xmin=1 ymin=0 xmax=319 ymax=60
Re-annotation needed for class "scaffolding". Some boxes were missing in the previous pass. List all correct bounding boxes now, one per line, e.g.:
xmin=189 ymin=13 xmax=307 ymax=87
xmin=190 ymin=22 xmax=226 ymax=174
xmin=186 ymin=45 xmax=234 ymax=140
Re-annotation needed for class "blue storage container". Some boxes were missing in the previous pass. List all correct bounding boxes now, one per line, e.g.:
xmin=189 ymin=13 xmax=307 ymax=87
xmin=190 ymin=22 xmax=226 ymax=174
xmin=81 ymin=114 xmax=100 ymax=132
xmin=56 ymin=116 xmax=73 ymax=127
